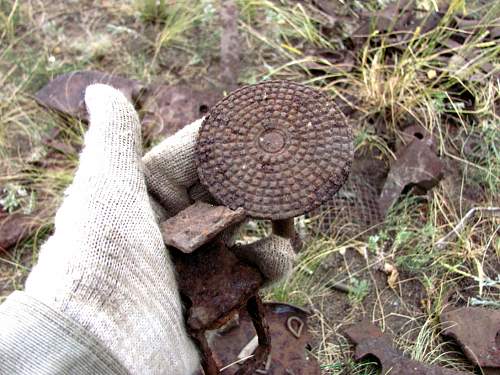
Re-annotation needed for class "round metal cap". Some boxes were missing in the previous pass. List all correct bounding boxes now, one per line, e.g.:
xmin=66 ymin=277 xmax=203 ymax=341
xmin=196 ymin=80 xmax=353 ymax=220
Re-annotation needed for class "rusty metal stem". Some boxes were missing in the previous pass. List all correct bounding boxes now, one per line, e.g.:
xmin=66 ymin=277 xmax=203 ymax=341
xmin=191 ymin=331 xmax=219 ymax=375
xmin=235 ymin=295 xmax=271 ymax=375
xmin=271 ymin=218 xmax=295 ymax=239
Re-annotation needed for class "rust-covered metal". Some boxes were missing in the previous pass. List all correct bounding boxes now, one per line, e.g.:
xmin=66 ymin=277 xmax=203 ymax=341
xmin=171 ymin=242 xmax=263 ymax=332
xmin=210 ymin=302 xmax=320 ymax=374
xmin=0 ymin=211 xmax=33 ymax=251
xmin=172 ymin=241 xmax=269 ymax=375
xmin=379 ymin=137 xmax=444 ymax=215
xmin=196 ymin=80 xmax=353 ymax=220
xmin=219 ymin=0 xmax=241 ymax=91
xmin=233 ymin=296 xmax=271 ymax=375
xmin=139 ymin=84 xmax=219 ymax=139
xmin=441 ymin=307 xmax=500 ymax=371
xmin=345 ymin=321 xmax=470 ymax=375
xmin=161 ymin=202 xmax=245 ymax=253
xmin=34 ymin=71 xmax=220 ymax=140
xmin=34 ymin=71 xmax=144 ymax=121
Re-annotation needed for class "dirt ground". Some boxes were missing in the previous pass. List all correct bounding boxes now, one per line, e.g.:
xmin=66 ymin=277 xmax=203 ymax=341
xmin=1 ymin=0 xmax=499 ymax=374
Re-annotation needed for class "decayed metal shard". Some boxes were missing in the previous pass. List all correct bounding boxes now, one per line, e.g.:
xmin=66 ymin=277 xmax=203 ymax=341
xmin=35 ymin=71 xmax=143 ymax=121
xmin=379 ymin=137 xmax=444 ymax=215
xmin=210 ymin=302 xmax=320 ymax=374
xmin=35 ymin=71 xmax=220 ymax=141
xmin=345 ymin=321 xmax=470 ymax=375
xmin=140 ymin=84 xmax=220 ymax=139
xmin=171 ymin=242 xmax=263 ymax=332
xmin=0 ymin=211 xmax=33 ymax=251
xmin=196 ymin=80 xmax=353 ymax=220
xmin=161 ymin=201 xmax=245 ymax=253
xmin=441 ymin=307 xmax=500 ymax=371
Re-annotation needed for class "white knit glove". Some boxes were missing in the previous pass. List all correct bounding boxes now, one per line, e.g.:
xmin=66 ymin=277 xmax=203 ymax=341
xmin=24 ymin=85 xmax=199 ymax=374
xmin=23 ymin=84 xmax=295 ymax=375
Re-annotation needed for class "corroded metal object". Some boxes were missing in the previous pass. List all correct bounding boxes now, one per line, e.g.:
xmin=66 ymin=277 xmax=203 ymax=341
xmin=161 ymin=202 xmax=245 ymax=253
xmin=441 ymin=307 xmax=500 ymax=371
xmin=35 ymin=71 xmax=143 ymax=121
xmin=0 ymin=211 xmax=33 ymax=251
xmin=34 ymin=71 xmax=220 ymax=140
xmin=171 ymin=242 xmax=268 ymax=375
xmin=345 ymin=321 xmax=469 ymax=375
xmin=172 ymin=242 xmax=263 ymax=331
xmin=140 ymin=84 xmax=219 ymax=138
xmin=210 ymin=302 xmax=320 ymax=374
xmin=379 ymin=135 xmax=444 ymax=215
xmin=196 ymin=80 xmax=353 ymax=220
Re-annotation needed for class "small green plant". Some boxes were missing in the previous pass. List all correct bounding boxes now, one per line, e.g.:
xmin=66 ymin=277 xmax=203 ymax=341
xmin=0 ymin=184 xmax=37 ymax=214
xmin=0 ymin=184 xmax=27 ymax=213
xmin=135 ymin=0 xmax=168 ymax=24
xmin=348 ymin=277 xmax=370 ymax=305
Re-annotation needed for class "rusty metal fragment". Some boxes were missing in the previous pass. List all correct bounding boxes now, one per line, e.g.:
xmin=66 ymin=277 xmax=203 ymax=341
xmin=139 ymin=84 xmax=220 ymax=139
xmin=196 ymin=80 xmax=353 ymax=220
xmin=210 ymin=302 xmax=320 ymax=374
xmin=35 ymin=71 xmax=143 ymax=121
xmin=345 ymin=321 xmax=469 ymax=375
xmin=441 ymin=307 xmax=500 ymax=371
xmin=234 ymin=296 xmax=271 ymax=375
xmin=0 ymin=211 xmax=33 ymax=251
xmin=35 ymin=71 xmax=221 ymax=141
xmin=219 ymin=0 xmax=241 ymax=91
xmin=161 ymin=202 xmax=245 ymax=253
xmin=379 ymin=137 xmax=444 ymax=215
xmin=172 ymin=242 xmax=263 ymax=332
xmin=351 ymin=1 xmax=448 ymax=48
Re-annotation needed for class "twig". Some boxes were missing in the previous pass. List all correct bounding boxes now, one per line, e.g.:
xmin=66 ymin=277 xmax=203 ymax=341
xmin=435 ymin=207 xmax=500 ymax=250
xmin=327 ymin=281 xmax=354 ymax=294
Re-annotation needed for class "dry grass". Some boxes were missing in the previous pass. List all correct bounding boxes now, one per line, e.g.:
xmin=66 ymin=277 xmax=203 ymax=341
xmin=0 ymin=0 xmax=499 ymax=373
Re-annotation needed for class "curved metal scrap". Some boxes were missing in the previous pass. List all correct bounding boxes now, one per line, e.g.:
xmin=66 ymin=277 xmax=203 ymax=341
xmin=172 ymin=242 xmax=263 ymax=332
xmin=35 ymin=70 xmax=144 ymax=121
xmin=34 ymin=71 xmax=220 ymax=140
xmin=379 ymin=137 xmax=444 ymax=215
xmin=345 ymin=321 xmax=470 ymax=375
xmin=210 ymin=302 xmax=320 ymax=374
xmin=441 ymin=307 xmax=500 ymax=370
xmin=139 ymin=84 xmax=219 ymax=139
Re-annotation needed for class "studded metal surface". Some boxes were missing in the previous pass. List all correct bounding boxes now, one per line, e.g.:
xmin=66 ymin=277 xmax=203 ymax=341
xmin=196 ymin=80 xmax=353 ymax=220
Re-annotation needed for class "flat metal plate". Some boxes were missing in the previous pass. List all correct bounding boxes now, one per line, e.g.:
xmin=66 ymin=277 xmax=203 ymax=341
xmin=161 ymin=201 xmax=245 ymax=253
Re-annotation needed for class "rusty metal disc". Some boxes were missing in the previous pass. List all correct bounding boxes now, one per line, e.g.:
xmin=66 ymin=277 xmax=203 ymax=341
xmin=196 ymin=80 xmax=353 ymax=220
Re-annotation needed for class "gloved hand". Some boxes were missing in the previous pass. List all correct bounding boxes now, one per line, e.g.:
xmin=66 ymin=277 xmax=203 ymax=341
xmin=22 ymin=84 xmax=295 ymax=375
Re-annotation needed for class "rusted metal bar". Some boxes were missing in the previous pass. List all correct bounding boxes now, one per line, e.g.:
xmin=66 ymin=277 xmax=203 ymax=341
xmin=235 ymin=295 xmax=271 ymax=375
xmin=271 ymin=218 xmax=302 ymax=252
xmin=190 ymin=331 xmax=219 ymax=375
xmin=271 ymin=219 xmax=295 ymax=239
